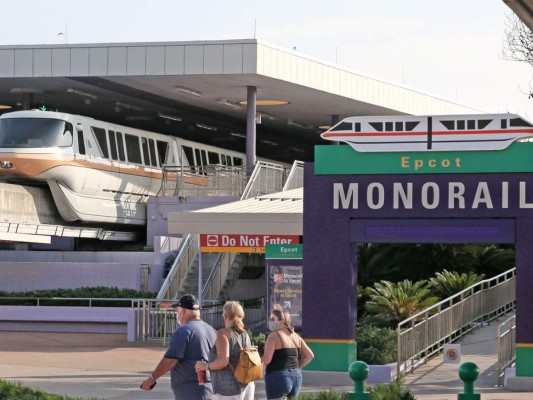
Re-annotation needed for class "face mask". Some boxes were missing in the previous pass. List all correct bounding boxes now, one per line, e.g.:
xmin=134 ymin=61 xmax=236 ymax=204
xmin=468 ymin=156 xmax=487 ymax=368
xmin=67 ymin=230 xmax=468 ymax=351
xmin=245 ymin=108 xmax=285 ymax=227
xmin=269 ymin=320 xmax=281 ymax=332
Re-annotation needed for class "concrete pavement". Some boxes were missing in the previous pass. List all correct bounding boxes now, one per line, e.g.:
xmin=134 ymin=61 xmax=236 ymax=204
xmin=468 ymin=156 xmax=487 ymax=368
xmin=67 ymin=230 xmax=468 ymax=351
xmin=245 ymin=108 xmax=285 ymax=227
xmin=0 ymin=320 xmax=531 ymax=400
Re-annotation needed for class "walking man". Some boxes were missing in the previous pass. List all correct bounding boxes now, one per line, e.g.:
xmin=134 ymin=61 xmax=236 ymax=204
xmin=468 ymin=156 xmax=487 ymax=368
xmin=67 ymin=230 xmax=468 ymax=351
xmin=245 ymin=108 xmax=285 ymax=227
xmin=141 ymin=294 xmax=216 ymax=399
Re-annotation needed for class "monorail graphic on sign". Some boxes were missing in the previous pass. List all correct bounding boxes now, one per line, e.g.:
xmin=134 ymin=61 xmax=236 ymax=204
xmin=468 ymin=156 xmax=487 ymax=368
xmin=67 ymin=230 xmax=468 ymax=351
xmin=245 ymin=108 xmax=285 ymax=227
xmin=321 ymin=114 xmax=533 ymax=152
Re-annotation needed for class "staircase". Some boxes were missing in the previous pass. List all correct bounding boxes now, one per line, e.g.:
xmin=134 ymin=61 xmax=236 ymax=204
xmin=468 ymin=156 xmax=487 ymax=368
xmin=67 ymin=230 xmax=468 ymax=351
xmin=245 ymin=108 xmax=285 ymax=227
xmin=157 ymin=160 xmax=304 ymax=303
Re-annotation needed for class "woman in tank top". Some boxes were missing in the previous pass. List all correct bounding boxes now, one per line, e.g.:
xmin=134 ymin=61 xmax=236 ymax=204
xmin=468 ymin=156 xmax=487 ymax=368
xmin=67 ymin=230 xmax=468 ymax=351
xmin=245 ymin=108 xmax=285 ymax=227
xmin=262 ymin=304 xmax=314 ymax=400
xmin=195 ymin=301 xmax=255 ymax=400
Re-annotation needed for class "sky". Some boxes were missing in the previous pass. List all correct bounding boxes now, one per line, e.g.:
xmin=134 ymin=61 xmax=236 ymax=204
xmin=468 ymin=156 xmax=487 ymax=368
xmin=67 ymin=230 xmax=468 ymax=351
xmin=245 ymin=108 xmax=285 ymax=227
xmin=0 ymin=0 xmax=532 ymax=117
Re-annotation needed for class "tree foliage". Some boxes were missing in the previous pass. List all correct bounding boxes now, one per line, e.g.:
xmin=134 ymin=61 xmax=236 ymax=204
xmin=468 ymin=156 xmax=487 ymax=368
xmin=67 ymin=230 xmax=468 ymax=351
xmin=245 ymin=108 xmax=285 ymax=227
xmin=503 ymin=13 xmax=533 ymax=65
xmin=428 ymin=269 xmax=484 ymax=299
xmin=365 ymin=280 xmax=438 ymax=326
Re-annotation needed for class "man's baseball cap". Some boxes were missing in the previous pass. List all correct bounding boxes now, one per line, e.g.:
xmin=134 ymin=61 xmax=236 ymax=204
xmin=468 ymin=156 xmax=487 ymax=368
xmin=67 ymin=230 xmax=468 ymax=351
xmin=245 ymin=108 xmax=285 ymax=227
xmin=172 ymin=294 xmax=200 ymax=310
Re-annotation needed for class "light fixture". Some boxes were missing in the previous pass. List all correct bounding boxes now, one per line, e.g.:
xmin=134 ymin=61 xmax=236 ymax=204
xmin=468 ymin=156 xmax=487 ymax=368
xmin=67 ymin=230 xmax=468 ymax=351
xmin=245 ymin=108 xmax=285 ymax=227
xmin=67 ymin=88 xmax=98 ymax=100
xmin=158 ymin=112 xmax=182 ymax=122
xmin=115 ymin=101 xmax=142 ymax=111
xmin=231 ymin=132 xmax=246 ymax=139
xmin=175 ymin=86 xmax=202 ymax=97
xmin=261 ymin=139 xmax=279 ymax=146
xmin=125 ymin=116 xmax=153 ymax=121
xmin=239 ymin=99 xmax=289 ymax=106
xmin=289 ymin=146 xmax=305 ymax=153
xmin=217 ymin=99 xmax=241 ymax=110
xmin=196 ymin=123 xmax=218 ymax=131
xmin=11 ymin=88 xmax=43 ymax=94
xmin=287 ymin=119 xmax=307 ymax=129
xmin=258 ymin=111 xmax=276 ymax=120
xmin=318 ymin=125 xmax=332 ymax=130
xmin=0 ymin=105 xmax=12 ymax=109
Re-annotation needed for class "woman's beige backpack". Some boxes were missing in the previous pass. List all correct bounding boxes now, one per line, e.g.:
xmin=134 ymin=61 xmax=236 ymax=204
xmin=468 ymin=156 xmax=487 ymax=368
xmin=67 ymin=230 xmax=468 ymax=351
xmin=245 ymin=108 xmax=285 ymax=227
xmin=228 ymin=330 xmax=263 ymax=384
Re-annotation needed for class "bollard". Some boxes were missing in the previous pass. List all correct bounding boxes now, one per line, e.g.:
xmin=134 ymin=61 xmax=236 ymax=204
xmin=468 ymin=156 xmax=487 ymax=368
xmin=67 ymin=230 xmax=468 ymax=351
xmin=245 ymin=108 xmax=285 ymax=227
xmin=348 ymin=361 xmax=370 ymax=400
xmin=457 ymin=362 xmax=480 ymax=400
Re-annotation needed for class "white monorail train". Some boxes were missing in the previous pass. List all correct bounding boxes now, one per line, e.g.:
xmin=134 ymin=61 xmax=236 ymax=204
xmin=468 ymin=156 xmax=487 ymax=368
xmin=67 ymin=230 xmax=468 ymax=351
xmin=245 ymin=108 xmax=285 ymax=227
xmin=321 ymin=114 xmax=533 ymax=152
xmin=0 ymin=110 xmax=264 ymax=226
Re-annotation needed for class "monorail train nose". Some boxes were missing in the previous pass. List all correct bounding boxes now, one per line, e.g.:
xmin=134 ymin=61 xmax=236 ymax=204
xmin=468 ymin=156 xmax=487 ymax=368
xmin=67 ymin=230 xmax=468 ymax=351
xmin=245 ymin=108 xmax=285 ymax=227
xmin=0 ymin=161 xmax=13 ymax=169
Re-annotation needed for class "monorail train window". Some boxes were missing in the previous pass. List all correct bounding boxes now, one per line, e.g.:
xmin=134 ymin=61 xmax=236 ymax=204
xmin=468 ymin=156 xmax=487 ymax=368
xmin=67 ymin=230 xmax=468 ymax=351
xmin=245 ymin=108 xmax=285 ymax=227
xmin=477 ymin=120 xmax=492 ymax=129
xmin=467 ymin=120 xmax=475 ymax=129
xmin=405 ymin=121 xmax=420 ymax=131
xmin=77 ymin=131 xmax=86 ymax=155
xmin=57 ymin=122 xmax=74 ymax=147
xmin=92 ymin=127 xmax=109 ymax=159
xmin=369 ymin=122 xmax=383 ymax=132
xmin=385 ymin=122 xmax=393 ymax=132
xmin=116 ymin=132 xmax=126 ymax=161
xmin=208 ymin=151 xmax=220 ymax=164
xmin=125 ymin=133 xmax=142 ymax=164
xmin=457 ymin=120 xmax=465 ymax=130
xmin=501 ymin=119 xmax=508 ymax=129
xmin=108 ymin=131 xmax=118 ymax=160
xmin=148 ymin=139 xmax=157 ymax=167
xmin=141 ymin=137 xmax=151 ymax=166
xmin=0 ymin=118 xmax=73 ymax=147
xmin=182 ymin=146 xmax=194 ymax=170
xmin=354 ymin=123 xmax=361 ymax=132
xmin=233 ymin=157 xmax=243 ymax=166
xmin=156 ymin=141 xmax=169 ymax=166
xmin=510 ymin=118 xmax=533 ymax=127
xmin=225 ymin=155 xmax=232 ymax=165
xmin=441 ymin=121 xmax=455 ymax=130
xmin=331 ymin=122 xmax=353 ymax=131
xmin=395 ymin=122 xmax=403 ymax=131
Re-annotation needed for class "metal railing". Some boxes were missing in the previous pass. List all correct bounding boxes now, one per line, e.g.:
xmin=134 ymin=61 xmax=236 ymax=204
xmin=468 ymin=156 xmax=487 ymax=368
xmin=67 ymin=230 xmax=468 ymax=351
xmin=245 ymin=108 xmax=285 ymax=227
xmin=157 ymin=234 xmax=199 ymax=300
xmin=159 ymin=164 xmax=247 ymax=197
xmin=202 ymin=252 xmax=238 ymax=302
xmin=241 ymin=161 xmax=286 ymax=199
xmin=282 ymin=160 xmax=304 ymax=191
xmin=134 ymin=299 xmax=265 ymax=343
xmin=397 ymin=268 xmax=516 ymax=376
xmin=497 ymin=314 xmax=516 ymax=386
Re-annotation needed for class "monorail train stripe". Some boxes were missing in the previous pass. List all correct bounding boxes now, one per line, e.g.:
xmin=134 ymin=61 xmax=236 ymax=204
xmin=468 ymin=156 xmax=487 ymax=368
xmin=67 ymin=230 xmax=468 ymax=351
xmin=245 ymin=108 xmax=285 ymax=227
xmin=322 ymin=128 xmax=533 ymax=138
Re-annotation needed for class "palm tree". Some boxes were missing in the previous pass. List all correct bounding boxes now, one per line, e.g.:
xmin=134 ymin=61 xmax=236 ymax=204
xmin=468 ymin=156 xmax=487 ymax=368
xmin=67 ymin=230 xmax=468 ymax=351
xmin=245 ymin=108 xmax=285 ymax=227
xmin=365 ymin=279 xmax=439 ymax=326
xmin=461 ymin=244 xmax=515 ymax=277
xmin=428 ymin=269 xmax=485 ymax=300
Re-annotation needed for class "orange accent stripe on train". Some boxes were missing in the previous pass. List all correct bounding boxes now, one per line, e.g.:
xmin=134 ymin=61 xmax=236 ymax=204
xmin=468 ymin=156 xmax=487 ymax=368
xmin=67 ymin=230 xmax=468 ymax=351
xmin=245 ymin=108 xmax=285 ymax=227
xmin=516 ymin=343 xmax=533 ymax=348
xmin=305 ymin=339 xmax=356 ymax=343
xmin=0 ymin=153 xmax=209 ymax=186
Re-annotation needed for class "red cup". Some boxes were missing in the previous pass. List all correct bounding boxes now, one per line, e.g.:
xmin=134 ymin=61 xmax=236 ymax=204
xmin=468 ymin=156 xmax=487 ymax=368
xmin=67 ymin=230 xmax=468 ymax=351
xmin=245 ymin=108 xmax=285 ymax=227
xmin=197 ymin=369 xmax=206 ymax=385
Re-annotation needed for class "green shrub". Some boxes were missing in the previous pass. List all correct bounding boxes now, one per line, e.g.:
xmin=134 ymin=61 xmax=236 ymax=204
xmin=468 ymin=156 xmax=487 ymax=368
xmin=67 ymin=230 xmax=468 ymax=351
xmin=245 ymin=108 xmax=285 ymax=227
xmin=0 ymin=379 xmax=103 ymax=399
xmin=296 ymin=390 xmax=348 ymax=399
xmin=356 ymin=324 xmax=397 ymax=365
xmin=369 ymin=380 xmax=416 ymax=399
xmin=0 ymin=287 xmax=157 ymax=307
xmin=249 ymin=330 xmax=266 ymax=355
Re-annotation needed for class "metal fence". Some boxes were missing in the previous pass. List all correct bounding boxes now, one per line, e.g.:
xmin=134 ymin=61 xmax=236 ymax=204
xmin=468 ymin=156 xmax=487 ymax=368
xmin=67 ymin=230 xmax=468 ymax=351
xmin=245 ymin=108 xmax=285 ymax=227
xmin=497 ymin=314 xmax=516 ymax=386
xmin=134 ymin=299 xmax=265 ymax=343
xmin=159 ymin=165 xmax=248 ymax=197
xmin=397 ymin=268 xmax=515 ymax=376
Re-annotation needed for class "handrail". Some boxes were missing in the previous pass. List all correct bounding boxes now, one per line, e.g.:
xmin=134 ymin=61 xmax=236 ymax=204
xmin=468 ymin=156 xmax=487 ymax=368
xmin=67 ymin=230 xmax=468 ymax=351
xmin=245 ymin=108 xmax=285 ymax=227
xmin=282 ymin=160 xmax=304 ymax=191
xmin=497 ymin=314 xmax=516 ymax=386
xmin=156 ymin=234 xmax=196 ymax=299
xmin=241 ymin=161 xmax=286 ymax=200
xmin=397 ymin=268 xmax=516 ymax=377
xmin=0 ymin=296 xmax=140 ymax=307
xmin=202 ymin=252 xmax=226 ymax=300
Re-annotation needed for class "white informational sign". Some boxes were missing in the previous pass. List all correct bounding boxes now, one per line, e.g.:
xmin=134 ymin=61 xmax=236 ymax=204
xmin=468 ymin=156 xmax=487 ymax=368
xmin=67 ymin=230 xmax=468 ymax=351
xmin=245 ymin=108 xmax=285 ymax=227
xmin=443 ymin=344 xmax=461 ymax=364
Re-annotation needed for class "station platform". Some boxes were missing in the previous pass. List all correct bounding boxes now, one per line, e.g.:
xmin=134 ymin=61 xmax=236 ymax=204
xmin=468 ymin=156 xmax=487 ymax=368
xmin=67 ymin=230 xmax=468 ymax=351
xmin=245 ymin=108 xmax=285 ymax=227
xmin=0 ymin=326 xmax=531 ymax=400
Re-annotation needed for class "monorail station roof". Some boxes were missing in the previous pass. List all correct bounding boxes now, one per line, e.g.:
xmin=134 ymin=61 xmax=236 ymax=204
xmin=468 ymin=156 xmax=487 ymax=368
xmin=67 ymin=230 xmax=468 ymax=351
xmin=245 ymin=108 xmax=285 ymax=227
xmin=0 ymin=39 xmax=481 ymax=163
xmin=168 ymin=187 xmax=303 ymax=235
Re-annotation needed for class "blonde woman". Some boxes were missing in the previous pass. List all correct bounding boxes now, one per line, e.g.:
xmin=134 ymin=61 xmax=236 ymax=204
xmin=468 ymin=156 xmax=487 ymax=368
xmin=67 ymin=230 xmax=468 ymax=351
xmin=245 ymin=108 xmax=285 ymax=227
xmin=261 ymin=304 xmax=314 ymax=400
xmin=195 ymin=301 xmax=255 ymax=400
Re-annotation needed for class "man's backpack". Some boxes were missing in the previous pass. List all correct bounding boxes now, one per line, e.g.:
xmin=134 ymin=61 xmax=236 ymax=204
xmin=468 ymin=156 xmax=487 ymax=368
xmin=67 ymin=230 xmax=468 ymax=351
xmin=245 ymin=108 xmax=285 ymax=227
xmin=228 ymin=330 xmax=263 ymax=384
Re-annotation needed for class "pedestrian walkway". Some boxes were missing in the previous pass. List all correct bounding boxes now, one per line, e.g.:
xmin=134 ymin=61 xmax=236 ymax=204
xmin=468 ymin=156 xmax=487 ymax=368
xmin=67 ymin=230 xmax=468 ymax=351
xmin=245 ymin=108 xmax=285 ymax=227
xmin=0 ymin=322 xmax=531 ymax=400
xmin=403 ymin=313 xmax=528 ymax=400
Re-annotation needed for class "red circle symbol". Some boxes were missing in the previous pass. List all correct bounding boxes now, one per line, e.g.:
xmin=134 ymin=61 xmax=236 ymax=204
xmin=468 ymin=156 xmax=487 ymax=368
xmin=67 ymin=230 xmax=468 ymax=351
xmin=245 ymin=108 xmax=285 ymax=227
xmin=207 ymin=235 xmax=218 ymax=246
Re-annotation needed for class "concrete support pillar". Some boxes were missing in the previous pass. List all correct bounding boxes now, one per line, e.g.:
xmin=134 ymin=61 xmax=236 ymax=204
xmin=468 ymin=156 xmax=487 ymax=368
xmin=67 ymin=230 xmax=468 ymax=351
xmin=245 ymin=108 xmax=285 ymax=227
xmin=246 ymin=86 xmax=257 ymax=175
xmin=22 ymin=93 xmax=33 ymax=110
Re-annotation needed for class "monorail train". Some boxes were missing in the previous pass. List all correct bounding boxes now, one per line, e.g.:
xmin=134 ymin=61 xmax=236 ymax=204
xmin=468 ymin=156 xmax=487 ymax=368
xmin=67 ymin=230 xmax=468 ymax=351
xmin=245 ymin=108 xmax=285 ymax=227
xmin=0 ymin=110 xmax=266 ymax=226
xmin=321 ymin=114 xmax=533 ymax=152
